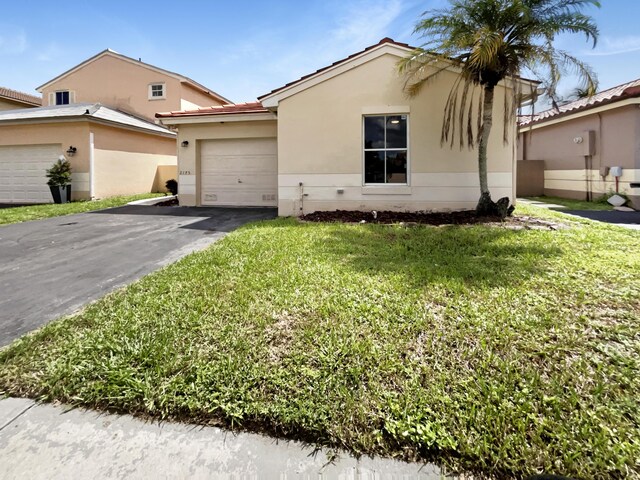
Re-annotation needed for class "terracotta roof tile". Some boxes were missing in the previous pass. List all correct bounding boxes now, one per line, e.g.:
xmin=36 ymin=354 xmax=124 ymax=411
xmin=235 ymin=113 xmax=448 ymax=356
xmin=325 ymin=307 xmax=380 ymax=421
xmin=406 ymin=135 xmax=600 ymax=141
xmin=520 ymin=78 xmax=640 ymax=126
xmin=257 ymin=37 xmax=413 ymax=100
xmin=156 ymin=102 xmax=269 ymax=118
xmin=0 ymin=87 xmax=42 ymax=106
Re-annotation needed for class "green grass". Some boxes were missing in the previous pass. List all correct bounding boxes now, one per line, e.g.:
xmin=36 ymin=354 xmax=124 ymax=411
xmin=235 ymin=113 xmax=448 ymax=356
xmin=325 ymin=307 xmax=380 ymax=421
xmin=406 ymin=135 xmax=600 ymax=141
xmin=1 ymin=204 xmax=639 ymax=479
xmin=525 ymin=195 xmax=615 ymax=211
xmin=0 ymin=193 xmax=165 ymax=225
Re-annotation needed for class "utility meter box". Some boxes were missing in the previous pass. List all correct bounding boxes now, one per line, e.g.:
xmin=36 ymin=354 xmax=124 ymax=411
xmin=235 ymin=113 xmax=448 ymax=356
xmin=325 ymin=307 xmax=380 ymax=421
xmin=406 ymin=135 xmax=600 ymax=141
xmin=581 ymin=130 xmax=596 ymax=156
xmin=610 ymin=166 xmax=623 ymax=177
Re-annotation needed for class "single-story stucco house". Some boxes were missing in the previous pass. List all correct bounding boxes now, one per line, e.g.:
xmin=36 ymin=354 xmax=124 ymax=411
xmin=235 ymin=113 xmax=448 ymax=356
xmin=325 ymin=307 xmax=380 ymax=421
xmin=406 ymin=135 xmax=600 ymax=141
xmin=158 ymin=38 xmax=534 ymax=216
xmin=0 ymin=104 xmax=176 ymax=203
xmin=518 ymin=78 xmax=640 ymax=209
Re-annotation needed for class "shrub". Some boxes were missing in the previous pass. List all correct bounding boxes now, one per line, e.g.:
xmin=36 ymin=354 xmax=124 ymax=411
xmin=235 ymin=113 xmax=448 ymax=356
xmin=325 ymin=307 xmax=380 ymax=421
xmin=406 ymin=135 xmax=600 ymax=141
xmin=165 ymin=179 xmax=178 ymax=195
xmin=45 ymin=158 xmax=72 ymax=186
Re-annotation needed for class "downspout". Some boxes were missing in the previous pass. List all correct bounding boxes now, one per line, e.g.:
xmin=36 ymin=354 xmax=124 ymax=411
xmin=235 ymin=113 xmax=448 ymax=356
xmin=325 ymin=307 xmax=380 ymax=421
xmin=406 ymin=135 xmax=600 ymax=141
xmin=585 ymin=154 xmax=592 ymax=201
xmin=89 ymin=132 xmax=95 ymax=199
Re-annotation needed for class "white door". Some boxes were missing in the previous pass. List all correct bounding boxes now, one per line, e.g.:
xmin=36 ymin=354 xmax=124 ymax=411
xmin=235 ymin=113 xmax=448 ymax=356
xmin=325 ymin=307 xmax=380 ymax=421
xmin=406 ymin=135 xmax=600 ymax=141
xmin=0 ymin=144 xmax=61 ymax=203
xmin=200 ymin=137 xmax=277 ymax=206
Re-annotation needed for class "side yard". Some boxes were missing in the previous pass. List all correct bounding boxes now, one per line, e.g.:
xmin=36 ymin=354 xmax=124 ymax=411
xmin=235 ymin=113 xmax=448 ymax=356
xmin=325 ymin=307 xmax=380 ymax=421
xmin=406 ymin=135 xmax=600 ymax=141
xmin=0 ymin=193 xmax=164 ymax=225
xmin=0 ymin=204 xmax=638 ymax=479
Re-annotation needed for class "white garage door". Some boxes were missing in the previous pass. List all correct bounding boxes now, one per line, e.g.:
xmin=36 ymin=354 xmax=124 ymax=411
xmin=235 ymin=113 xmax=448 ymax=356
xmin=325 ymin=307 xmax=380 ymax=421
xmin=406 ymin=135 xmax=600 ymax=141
xmin=200 ymin=137 xmax=277 ymax=206
xmin=0 ymin=144 xmax=61 ymax=203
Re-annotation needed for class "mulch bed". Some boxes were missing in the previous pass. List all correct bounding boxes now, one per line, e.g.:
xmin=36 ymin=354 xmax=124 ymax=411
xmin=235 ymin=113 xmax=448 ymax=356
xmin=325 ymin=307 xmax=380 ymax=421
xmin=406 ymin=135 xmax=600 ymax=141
xmin=155 ymin=198 xmax=179 ymax=207
xmin=300 ymin=210 xmax=566 ymax=230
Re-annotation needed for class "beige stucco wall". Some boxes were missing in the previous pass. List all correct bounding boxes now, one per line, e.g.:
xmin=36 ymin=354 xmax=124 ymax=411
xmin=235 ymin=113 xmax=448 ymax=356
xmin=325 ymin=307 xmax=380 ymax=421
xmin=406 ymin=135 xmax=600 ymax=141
xmin=92 ymin=123 xmax=177 ymax=197
xmin=0 ymin=121 xmax=91 ymax=199
xmin=93 ymin=149 xmax=177 ymax=198
xmin=42 ymin=55 xmax=224 ymax=121
xmin=173 ymin=120 xmax=277 ymax=206
xmin=0 ymin=98 xmax=39 ymax=111
xmin=180 ymin=83 xmax=226 ymax=109
xmin=518 ymin=105 xmax=640 ymax=207
xmin=276 ymin=52 xmax=515 ymax=216
xmin=91 ymin=123 xmax=176 ymax=155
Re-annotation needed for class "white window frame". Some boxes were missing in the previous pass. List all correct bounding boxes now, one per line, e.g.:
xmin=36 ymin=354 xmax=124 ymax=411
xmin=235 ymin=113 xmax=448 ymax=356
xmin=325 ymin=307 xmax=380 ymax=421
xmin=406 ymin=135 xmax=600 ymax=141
xmin=50 ymin=90 xmax=74 ymax=106
xmin=362 ymin=114 xmax=410 ymax=186
xmin=148 ymin=83 xmax=166 ymax=100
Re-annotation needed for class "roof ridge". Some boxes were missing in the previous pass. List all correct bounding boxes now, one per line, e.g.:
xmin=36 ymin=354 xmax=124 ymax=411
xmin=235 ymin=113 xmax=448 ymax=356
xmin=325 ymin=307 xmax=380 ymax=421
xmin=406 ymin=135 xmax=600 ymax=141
xmin=36 ymin=50 xmax=232 ymax=104
xmin=258 ymin=37 xmax=414 ymax=100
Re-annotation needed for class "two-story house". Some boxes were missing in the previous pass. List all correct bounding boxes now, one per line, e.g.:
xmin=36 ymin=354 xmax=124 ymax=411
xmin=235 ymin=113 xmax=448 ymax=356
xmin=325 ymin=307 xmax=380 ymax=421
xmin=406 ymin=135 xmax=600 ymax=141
xmin=0 ymin=50 xmax=229 ymax=203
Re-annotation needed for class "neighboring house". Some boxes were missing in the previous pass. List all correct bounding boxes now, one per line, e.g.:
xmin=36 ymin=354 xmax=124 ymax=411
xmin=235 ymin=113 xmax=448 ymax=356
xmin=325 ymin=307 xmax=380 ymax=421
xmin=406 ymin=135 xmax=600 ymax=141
xmin=0 ymin=50 xmax=229 ymax=203
xmin=38 ymin=49 xmax=231 ymax=121
xmin=0 ymin=87 xmax=41 ymax=111
xmin=0 ymin=104 xmax=176 ymax=203
xmin=158 ymin=38 xmax=533 ymax=216
xmin=518 ymin=79 xmax=640 ymax=209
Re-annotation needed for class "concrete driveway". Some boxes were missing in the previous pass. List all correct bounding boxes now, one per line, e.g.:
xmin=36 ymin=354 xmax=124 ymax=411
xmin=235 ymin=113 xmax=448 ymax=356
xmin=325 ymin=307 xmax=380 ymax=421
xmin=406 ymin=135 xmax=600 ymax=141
xmin=0 ymin=205 xmax=276 ymax=347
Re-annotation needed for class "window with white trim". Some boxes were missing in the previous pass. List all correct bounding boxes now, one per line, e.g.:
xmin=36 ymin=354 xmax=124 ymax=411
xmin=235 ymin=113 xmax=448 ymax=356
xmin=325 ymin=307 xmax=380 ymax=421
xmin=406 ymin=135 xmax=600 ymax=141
xmin=363 ymin=115 xmax=408 ymax=184
xmin=148 ymin=83 xmax=165 ymax=99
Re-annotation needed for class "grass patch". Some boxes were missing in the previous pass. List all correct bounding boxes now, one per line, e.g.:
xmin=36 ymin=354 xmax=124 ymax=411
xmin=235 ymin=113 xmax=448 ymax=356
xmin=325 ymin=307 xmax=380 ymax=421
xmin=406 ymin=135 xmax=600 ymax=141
xmin=0 ymin=193 xmax=165 ymax=226
xmin=525 ymin=195 xmax=615 ymax=211
xmin=1 ymin=204 xmax=638 ymax=478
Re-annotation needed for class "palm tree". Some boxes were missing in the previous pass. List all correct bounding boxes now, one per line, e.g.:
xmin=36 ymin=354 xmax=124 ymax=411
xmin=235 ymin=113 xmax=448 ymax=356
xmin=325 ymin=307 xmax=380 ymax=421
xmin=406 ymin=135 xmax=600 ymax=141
xmin=398 ymin=0 xmax=599 ymax=215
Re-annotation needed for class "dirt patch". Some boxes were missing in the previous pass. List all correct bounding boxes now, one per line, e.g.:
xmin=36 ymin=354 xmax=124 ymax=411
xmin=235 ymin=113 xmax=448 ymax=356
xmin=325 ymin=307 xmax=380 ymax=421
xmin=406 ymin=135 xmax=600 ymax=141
xmin=300 ymin=210 xmax=567 ymax=230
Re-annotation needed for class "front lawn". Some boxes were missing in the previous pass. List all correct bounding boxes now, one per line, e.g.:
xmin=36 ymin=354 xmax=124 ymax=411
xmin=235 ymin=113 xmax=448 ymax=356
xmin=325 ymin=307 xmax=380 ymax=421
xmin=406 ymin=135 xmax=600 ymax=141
xmin=0 ymin=193 xmax=165 ymax=226
xmin=1 ymin=204 xmax=638 ymax=479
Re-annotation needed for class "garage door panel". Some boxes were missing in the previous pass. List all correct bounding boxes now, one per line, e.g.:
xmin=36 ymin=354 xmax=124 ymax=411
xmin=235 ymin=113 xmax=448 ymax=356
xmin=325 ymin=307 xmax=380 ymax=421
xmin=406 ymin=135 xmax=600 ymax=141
xmin=0 ymin=144 xmax=61 ymax=203
xmin=201 ymin=173 xmax=278 ymax=188
xmin=200 ymin=138 xmax=277 ymax=207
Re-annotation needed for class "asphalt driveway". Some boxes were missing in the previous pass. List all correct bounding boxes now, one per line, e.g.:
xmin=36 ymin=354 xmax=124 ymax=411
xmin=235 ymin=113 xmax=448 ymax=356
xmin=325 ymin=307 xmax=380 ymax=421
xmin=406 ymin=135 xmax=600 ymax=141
xmin=0 ymin=205 xmax=276 ymax=347
xmin=564 ymin=209 xmax=640 ymax=230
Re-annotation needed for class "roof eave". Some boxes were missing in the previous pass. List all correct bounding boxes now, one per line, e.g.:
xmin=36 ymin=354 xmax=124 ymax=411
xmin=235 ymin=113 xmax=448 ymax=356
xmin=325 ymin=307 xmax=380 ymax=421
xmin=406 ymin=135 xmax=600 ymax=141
xmin=158 ymin=111 xmax=276 ymax=125
xmin=259 ymin=42 xmax=413 ymax=108
xmin=0 ymin=114 xmax=176 ymax=138
xmin=519 ymin=95 xmax=640 ymax=130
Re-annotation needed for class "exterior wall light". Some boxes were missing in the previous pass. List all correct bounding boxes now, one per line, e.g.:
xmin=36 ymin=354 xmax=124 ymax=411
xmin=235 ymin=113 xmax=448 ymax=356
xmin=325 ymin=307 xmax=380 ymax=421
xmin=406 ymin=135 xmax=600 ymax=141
xmin=181 ymin=140 xmax=189 ymax=147
xmin=66 ymin=146 xmax=77 ymax=156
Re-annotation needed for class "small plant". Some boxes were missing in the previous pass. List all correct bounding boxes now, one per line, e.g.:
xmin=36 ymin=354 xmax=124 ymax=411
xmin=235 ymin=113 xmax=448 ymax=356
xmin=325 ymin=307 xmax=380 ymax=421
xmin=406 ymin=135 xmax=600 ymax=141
xmin=165 ymin=179 xmax=178 ymax=195
xmin=46 ymin=158 xmax=72 ymax=186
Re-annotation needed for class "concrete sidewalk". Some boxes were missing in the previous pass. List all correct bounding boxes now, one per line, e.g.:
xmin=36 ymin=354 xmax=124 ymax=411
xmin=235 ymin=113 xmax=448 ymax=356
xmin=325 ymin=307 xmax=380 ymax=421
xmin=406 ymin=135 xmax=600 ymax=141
xmin=0 ymin=398 xmax=444 ymax=479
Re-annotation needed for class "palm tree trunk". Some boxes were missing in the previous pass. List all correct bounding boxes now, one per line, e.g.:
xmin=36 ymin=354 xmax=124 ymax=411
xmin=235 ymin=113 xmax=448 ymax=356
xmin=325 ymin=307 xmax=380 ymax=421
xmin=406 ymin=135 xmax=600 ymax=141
xmin=476 ymin=84 xmax=495 ymax=214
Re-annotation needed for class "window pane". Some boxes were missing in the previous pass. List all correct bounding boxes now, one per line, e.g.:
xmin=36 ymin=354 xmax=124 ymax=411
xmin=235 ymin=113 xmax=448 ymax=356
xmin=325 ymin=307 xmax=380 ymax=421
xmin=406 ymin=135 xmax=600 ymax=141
xmin=386 ymin=150 xmax=407 ymax=183
xmin=386 ymin=115 xmax=407 ymax=148
xmin=55 ymin=91 xmax=69 ymax=105
xmin=364 ymin=116 xmax=385 ymax=149
xmin=364 ymin=151 xmax=385 ymax=183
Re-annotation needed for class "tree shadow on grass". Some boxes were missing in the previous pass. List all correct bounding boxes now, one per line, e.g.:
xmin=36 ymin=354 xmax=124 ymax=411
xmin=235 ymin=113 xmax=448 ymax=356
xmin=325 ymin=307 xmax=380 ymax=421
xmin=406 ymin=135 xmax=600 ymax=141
xmin=314 ymin=224 xmax=563 ymax=290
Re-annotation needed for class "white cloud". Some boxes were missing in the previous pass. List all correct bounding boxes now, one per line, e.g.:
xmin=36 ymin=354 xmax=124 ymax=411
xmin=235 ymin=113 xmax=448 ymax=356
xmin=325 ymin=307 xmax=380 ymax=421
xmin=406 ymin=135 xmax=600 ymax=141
xmin=583 ymin=35 xmax=640 ymax=56
xmin=330 ymin=0 xmax=405 ymax=47
xmin=0 ymin=26 xmax=27 ymax=55
xmin=36 ymin=43 xmax=64 ymax=62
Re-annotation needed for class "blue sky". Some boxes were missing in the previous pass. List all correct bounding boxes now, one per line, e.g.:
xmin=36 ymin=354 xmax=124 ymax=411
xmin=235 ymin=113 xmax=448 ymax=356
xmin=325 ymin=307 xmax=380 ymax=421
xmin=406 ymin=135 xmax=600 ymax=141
xmin=0 ymin=1 xmax=638 ymax=106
